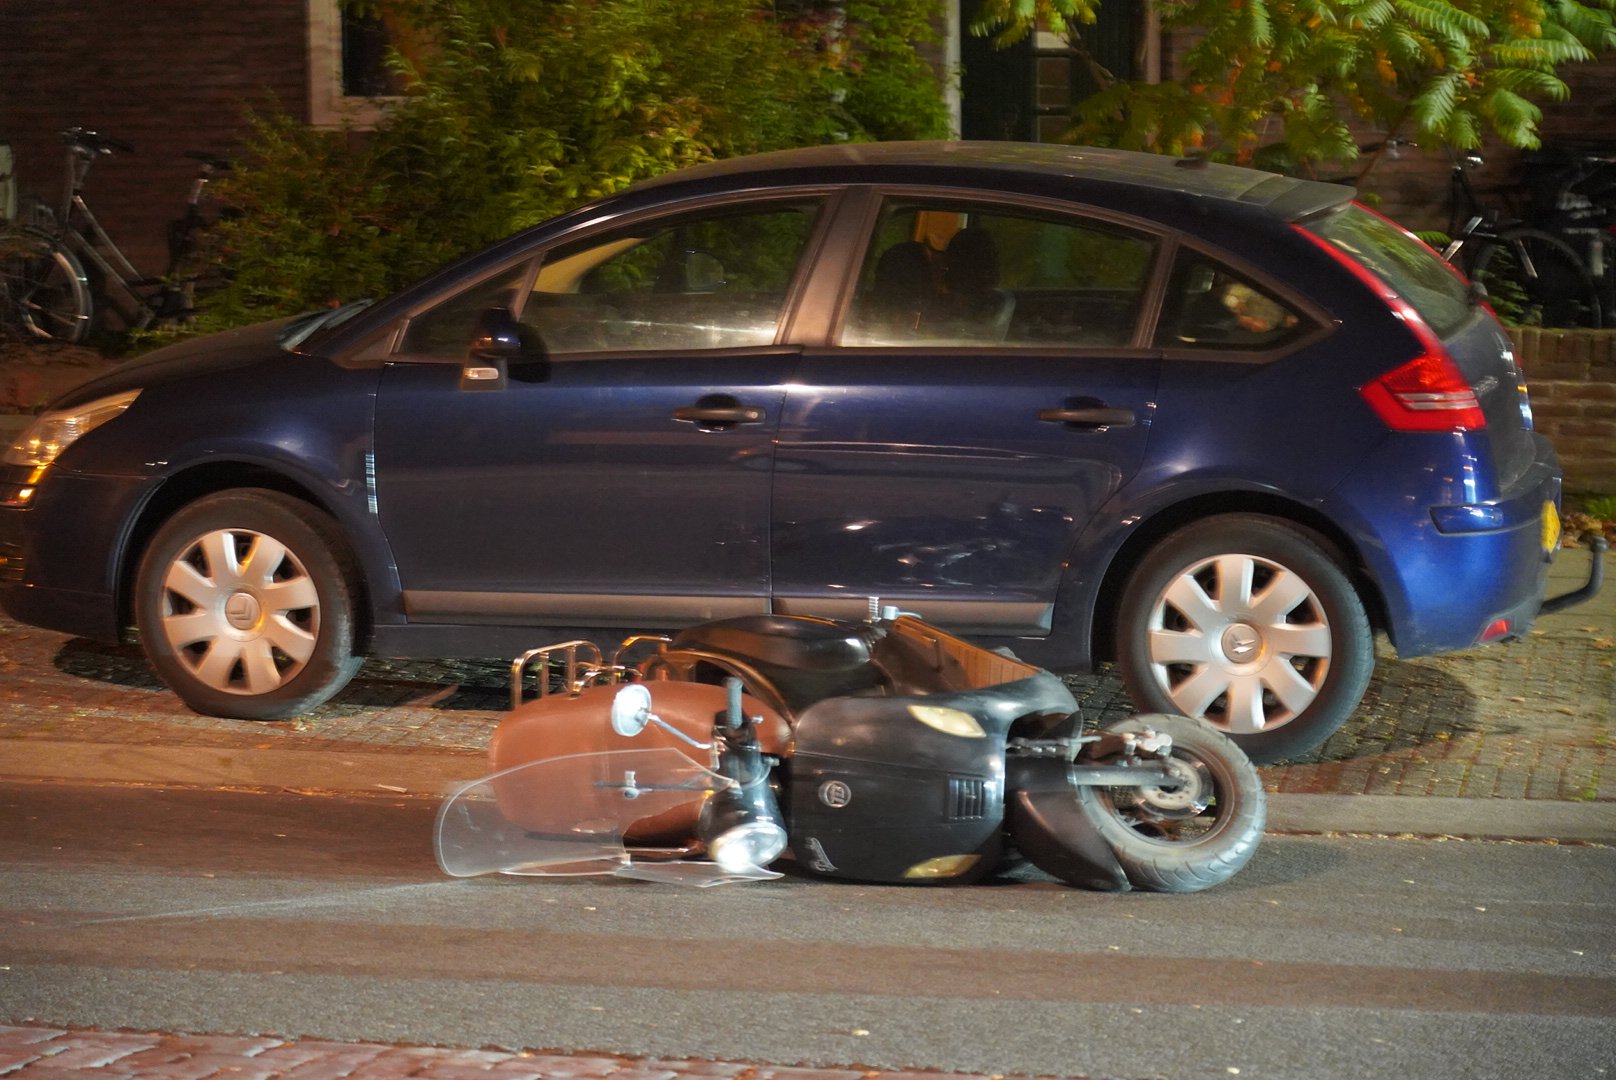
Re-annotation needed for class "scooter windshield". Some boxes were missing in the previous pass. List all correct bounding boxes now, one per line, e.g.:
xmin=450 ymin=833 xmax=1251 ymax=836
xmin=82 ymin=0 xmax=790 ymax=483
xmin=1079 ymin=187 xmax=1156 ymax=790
xmin=433 ymin=747 xmax=779 ymax=886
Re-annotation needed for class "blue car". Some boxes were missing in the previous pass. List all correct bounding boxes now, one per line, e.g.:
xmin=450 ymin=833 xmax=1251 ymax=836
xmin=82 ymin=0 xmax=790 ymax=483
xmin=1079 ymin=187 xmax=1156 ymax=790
xmin=0 ymin=142 xmax=1597 ymax=762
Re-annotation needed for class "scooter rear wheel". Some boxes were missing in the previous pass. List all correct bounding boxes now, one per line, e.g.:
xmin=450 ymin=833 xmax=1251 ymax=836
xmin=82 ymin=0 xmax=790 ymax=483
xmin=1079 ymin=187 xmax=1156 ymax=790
xmin=1074 ymin=714 xmax=1265 ymax=893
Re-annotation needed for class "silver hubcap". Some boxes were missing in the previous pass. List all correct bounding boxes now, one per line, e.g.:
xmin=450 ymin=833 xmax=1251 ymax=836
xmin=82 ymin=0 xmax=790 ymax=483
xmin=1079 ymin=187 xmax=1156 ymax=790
xmin=1145 ymin=553 xmax=1332 ymax=734
xmin=157 ymin=528 xmax=321 ymax=695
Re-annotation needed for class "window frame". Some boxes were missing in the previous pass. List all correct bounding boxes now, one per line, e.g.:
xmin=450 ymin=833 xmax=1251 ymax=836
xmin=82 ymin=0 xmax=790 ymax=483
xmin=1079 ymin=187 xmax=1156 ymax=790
xmin=307 ymin=0 xmax=405 ymax=130
xmin=386 ymin=188 xmax=843 ymax=363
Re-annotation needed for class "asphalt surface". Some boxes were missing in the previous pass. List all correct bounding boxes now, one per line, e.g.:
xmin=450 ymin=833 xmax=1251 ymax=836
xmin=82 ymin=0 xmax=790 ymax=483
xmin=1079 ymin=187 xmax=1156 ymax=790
xmin=7 ymin=788 xmax=1613 ymax=1080
xmin=1 ymin=393 xmax=1613 ymax=1077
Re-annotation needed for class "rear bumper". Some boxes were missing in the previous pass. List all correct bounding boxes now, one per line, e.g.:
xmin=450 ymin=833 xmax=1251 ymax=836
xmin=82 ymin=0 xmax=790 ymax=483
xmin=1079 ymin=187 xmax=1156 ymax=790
xmin=1333 ymin=432 xmax=1569 ymax=657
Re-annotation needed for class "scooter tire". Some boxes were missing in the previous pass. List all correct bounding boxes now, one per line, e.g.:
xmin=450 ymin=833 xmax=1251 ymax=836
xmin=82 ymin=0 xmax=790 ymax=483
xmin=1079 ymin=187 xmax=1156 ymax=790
xmin=1074 ymin=714 xmax=1265 ymax=893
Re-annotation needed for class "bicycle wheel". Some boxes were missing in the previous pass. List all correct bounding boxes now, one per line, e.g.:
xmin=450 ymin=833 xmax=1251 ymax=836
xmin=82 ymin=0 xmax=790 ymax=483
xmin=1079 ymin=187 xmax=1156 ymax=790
xmin=0 ymin=229 xmax=94 ymax=342
xmin=1470 ymin=227 xmax=1603 ymax=328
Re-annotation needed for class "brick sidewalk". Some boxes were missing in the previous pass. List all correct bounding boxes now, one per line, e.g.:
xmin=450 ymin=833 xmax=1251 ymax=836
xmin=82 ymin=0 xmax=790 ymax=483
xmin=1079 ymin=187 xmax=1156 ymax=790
xmin=2 ymin=548 xmax=1608 ymax=802
xmin=0 ymin=1026 xmax=1005 ymax=1080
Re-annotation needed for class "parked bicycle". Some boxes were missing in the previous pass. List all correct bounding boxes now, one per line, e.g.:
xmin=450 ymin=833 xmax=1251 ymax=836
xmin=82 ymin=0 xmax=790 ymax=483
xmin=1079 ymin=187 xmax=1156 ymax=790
xmin=1436 ymin=144 xmax=1604 ymax=329
xmin=1519 ymin=143 xmax=1616 ymax=324
xmin=0 ymin=127 xmax=230 ymax=343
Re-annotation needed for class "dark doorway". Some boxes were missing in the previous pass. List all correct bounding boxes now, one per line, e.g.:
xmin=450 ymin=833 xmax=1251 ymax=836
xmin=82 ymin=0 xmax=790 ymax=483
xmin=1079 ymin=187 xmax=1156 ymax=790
xmin=959 ymin=0 xmax=1138 ymax=142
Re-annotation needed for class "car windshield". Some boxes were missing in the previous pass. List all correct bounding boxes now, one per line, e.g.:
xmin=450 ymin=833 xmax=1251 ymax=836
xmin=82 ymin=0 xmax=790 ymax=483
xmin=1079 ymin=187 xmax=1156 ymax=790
xmin=279 ymin=299 xmax=377 ymax=351
xmin=1303 ymin=203 xmax=1472 ymax=337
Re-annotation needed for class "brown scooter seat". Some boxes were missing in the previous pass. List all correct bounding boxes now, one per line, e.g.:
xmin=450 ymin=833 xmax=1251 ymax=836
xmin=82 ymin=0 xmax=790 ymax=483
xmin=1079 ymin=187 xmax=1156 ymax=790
xmin=666 ymin=615 xmax=884 ymax=718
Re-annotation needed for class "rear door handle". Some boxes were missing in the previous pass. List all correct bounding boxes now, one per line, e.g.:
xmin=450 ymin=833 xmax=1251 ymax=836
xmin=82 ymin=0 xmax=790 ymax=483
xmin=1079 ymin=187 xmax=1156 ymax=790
xmin=1038 ymin=406 xmax=1136 ymax=429
xmin=674 ymin=396 xmax=764 ymax=430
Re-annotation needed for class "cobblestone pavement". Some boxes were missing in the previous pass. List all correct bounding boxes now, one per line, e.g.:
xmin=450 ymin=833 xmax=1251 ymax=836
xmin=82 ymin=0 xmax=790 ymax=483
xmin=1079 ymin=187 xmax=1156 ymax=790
xmin=0 ymin=1026 xmax=1004 ymax=1080
xmin=1 ymin=548 xmax=1610 ymax=802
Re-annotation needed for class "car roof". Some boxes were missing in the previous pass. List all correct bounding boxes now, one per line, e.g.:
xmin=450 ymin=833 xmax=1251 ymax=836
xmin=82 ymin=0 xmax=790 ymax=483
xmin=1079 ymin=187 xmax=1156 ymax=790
xmin=631 ymin=141 xmax=1352 ymax=221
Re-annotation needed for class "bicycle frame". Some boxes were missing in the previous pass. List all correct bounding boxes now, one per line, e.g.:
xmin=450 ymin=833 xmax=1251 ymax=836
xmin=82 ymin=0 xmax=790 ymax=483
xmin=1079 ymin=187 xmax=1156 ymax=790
xmin=23 ymin=130 xmax=230 ymax=336
xmin=1439 ymin=151 xmax=1496 ymax=268
xmin=1529 ymin=150 xmax=1616 ymax=309
xmin=46 ymin=139 xmax=161 ymax=331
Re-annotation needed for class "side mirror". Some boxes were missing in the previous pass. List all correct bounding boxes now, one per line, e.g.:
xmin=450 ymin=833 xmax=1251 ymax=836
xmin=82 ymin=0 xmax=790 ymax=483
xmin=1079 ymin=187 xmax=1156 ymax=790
xmin=608 ymin=683 xmax=711 ymax=749
xmin=462 ymin=306 xmax=541 ymax=390
xmin=610 ymin=683 xmax=655 ymax=738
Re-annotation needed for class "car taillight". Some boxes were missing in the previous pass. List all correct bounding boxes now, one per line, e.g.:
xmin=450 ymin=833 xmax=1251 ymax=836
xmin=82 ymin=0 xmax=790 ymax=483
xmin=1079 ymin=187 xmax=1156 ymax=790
xmin=1360 ymin=352 xmax=1487 ymax=432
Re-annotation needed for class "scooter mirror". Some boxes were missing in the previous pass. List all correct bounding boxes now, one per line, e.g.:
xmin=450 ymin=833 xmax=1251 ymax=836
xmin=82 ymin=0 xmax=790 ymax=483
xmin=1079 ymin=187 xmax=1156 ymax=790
xmin=610 ymin=683 xmax=654 ymax=738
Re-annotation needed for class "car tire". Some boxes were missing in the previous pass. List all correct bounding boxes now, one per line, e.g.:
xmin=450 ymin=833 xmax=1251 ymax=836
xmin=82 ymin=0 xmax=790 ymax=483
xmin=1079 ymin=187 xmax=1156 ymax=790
xmin=134 ymin=489 xmax=364 ymax=720
xmin=1115 ymin=514 xmax=1373 ymax=763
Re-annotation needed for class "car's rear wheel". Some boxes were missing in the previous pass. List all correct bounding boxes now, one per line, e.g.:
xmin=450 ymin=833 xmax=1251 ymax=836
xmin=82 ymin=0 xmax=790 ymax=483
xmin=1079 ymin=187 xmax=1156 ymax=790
xmin=134 ymin=489 xmax=363 ymax=719
xmin=1115 ymin=514 xmax=1373 ymax=763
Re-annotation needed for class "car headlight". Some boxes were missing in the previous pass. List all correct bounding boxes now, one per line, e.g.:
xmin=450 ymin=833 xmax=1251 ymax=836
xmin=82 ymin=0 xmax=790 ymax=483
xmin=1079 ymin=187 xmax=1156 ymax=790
xmin=3 ymin=390 xmax=141 ymax=507
xmin=4 ymin=389 xmax=142 ymax=470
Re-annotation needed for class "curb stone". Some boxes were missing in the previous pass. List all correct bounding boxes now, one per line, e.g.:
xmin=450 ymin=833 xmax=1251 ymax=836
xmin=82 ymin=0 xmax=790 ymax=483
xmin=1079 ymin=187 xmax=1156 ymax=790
xmin=1 ymin=738 xmax=1611 ymax=844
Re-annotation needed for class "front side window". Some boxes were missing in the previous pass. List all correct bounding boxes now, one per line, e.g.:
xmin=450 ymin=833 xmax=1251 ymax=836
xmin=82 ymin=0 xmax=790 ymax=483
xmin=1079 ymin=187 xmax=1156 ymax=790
xmin=520 ymin=200 xmax=823 ymax=353
xmin=840 ymin=200 xmax=1156 ymax=348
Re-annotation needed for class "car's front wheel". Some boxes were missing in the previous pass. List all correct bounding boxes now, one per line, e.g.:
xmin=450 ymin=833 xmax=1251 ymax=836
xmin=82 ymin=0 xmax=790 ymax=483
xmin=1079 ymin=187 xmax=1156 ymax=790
xmin=134 ymin=489 xmax=363 ymax=719
xmin=1115 ymin=514 xmax=1374 ymax=764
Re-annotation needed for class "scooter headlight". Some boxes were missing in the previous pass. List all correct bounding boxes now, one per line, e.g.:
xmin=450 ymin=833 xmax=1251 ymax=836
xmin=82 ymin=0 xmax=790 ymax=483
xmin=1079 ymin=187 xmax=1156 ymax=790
xmin=709 ymin=818 xmax=788 ymax=875
xmin=701 ymin=783 xmax=787 ymax=874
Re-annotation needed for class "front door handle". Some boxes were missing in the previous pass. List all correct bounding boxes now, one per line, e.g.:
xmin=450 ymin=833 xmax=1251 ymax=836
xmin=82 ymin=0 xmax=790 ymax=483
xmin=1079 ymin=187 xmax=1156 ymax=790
xmin=1038 ymin=406 xmax=1136 ymax=429
xmin=674 ymin=395 xmax=764 ymax=430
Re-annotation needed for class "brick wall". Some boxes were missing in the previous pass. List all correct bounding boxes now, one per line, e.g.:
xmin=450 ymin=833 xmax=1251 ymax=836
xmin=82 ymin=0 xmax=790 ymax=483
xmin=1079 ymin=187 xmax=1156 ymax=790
xmin=1512 ymin=329 xmax=1616 ymax=494
xmin=0 ymin=1 xmax=307 ymax=277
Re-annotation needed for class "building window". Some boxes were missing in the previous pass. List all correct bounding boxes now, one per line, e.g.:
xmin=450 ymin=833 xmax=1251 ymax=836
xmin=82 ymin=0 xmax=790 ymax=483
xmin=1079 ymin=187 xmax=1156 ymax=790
xmin=308 ymin=1 xmax=407 ymax=129
xmin=958 ymin=0 xmax=1157 ymax=143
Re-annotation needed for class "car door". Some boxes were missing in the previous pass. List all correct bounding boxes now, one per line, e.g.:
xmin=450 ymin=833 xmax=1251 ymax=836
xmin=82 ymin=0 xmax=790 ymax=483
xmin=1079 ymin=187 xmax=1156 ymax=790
xmin=773 ymin=194 xmax=1163 ymax=634
xmin=372 ymin=196 xmax=826 ymax=627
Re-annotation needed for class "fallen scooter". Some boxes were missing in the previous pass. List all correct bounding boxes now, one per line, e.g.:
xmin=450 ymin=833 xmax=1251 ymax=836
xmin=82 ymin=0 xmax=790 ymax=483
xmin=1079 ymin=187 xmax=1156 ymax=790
xmin=434 ymin=607 xmax=1266 ymax=892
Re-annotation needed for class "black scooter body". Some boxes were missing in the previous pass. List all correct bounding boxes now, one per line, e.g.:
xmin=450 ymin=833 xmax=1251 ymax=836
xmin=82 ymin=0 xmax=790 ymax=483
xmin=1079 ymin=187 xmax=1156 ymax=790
xmin=784 ymin=672 xmax=1128 ymax=888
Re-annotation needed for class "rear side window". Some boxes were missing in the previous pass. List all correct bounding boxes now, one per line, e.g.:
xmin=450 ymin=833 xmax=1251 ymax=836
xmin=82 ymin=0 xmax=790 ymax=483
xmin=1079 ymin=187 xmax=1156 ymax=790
xmin=1304 ymin=204 xmax=1471 ymax=337
xmin=840 ymin=199 xmax=1156 ymax=347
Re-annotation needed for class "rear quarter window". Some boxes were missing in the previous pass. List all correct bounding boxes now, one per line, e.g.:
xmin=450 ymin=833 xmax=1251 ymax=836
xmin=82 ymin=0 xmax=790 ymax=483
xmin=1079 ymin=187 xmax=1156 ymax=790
xmin=1153 ymin=251 xmax=1310 ymax=352
xmin=1303 ymin=204 xmax=1471 ymax=337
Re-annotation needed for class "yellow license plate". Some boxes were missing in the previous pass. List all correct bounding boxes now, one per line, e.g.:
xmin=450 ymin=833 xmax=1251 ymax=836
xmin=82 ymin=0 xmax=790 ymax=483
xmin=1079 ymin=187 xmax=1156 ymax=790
xmin=1542 ymin=501 xmax=1561 ymax=553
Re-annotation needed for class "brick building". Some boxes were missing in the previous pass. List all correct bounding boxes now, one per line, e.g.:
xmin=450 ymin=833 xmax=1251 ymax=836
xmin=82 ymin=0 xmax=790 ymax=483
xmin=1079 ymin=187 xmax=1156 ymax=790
xmin=4 ymin=0 xmax=1615 ymax=270
xmin=1 ymin=1 xmax=312 ymax=274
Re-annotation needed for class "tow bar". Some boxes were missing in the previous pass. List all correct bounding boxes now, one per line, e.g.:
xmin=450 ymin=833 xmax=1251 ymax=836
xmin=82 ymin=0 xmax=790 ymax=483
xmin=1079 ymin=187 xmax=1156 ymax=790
xmin=1541 ymin=535 xmax=1609 ymax=616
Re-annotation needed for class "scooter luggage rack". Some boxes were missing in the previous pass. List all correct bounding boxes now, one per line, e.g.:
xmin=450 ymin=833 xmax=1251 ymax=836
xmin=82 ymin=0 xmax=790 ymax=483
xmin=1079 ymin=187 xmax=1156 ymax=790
xmin=509 ymin=634 xmax=673 ymax=709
